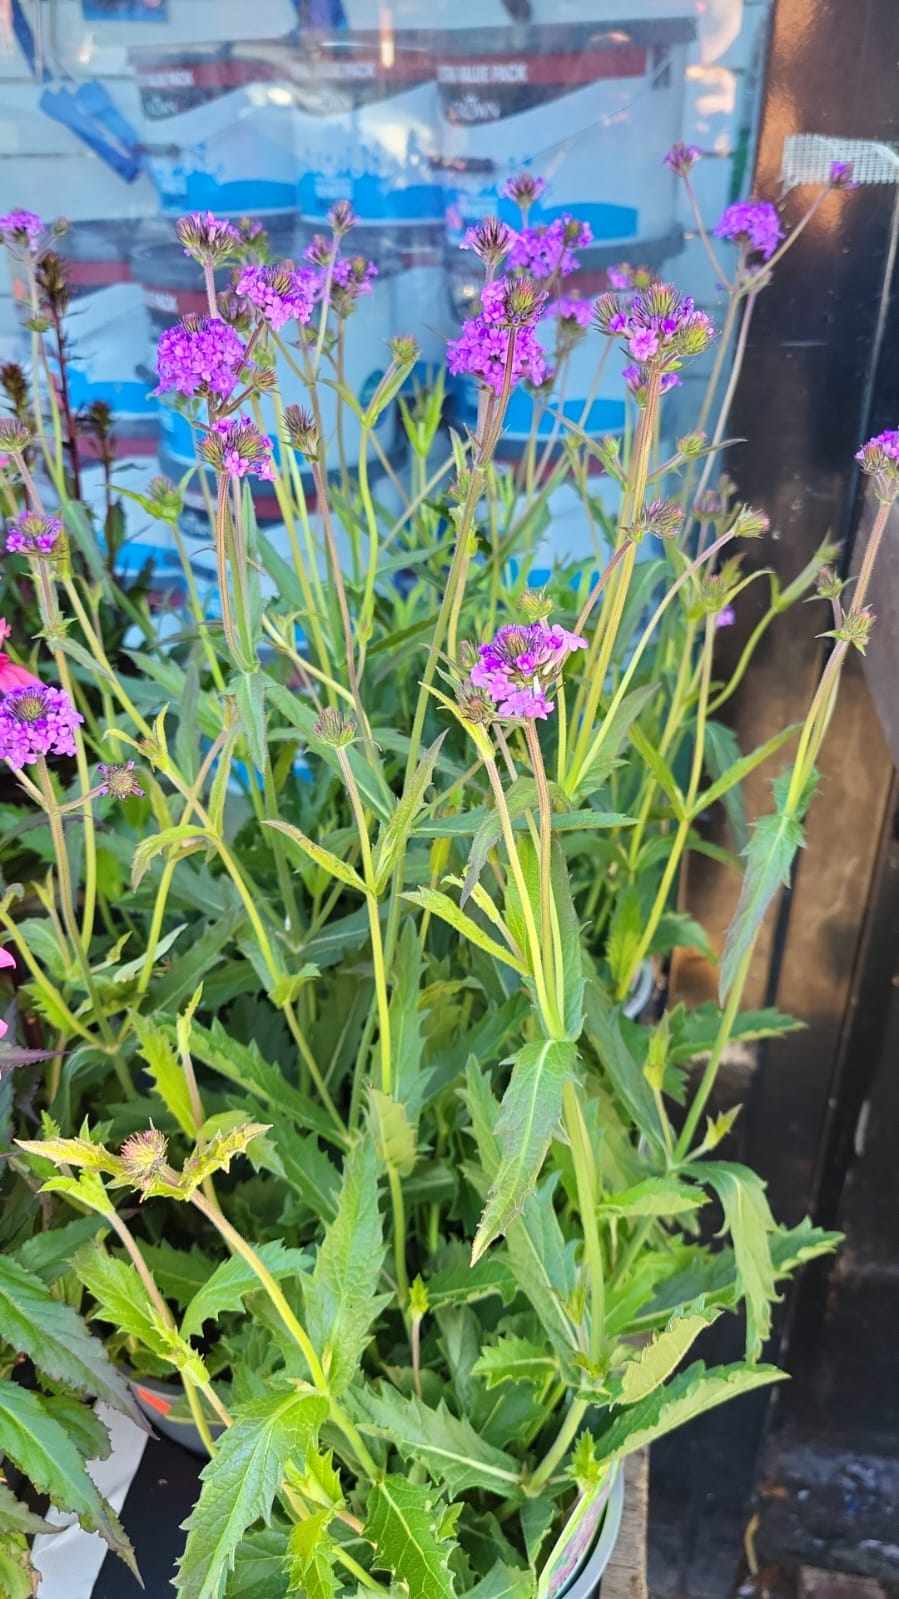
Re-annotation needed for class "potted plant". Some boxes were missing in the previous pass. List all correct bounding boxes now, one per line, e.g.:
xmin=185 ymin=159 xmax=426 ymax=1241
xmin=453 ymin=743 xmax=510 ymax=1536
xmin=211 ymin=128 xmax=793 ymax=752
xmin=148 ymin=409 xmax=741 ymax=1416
xmin=0 ymin=150 xmax=889 ymax=1595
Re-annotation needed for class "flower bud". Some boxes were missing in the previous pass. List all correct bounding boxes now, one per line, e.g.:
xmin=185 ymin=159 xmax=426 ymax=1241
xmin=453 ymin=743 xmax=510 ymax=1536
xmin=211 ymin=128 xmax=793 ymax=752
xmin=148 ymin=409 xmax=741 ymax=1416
xmin=97 ymin=761 xmax=145 ymax=801
xmin=389 ymin=334 xmax=419 ymax=367
xmin=664 ymin=142 xmax=701 ymax=176
xmin=0 ymin=417 xmax=33 ymax=455
xmin=462 ymin=217 xmax=516 ymax=271
xmin=829 ymin=160 xmax=857 ymax=191
xmin=519 ymin=587 xmax=553 ymax=621
xmin=328 ymin=199 xmax=356 ymax=237
xmin=830 ymin=607 xmax=875 ymax=652
xmin=677 ymin=430 xmax=707 ymax=459
xmin=730 ymin=504 xmax=770 ymax=539
xmin=148 ymin=475 xmax=182 ymax=521
xmin=500 ymin=172 xmax=546 ymax=216
xmin=816 ymin=567 xmax=845 ymax=601
xmin=176 ymin=210 xmax=240 ymax=266
xmin=120 ymin=1127 xmax=169 ymax=1190
xmin=283 ymin=404 xmax=320 ymax=459
xmin=313 ymin=707 xmax=356 ymax=746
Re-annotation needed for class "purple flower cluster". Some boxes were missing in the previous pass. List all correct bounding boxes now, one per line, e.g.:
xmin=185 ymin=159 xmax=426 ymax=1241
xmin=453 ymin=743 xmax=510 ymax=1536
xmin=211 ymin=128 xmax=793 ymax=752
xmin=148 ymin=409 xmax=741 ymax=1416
xmin=5 ymin=513 xmax=62 ymax=557
xmin=507 ymin=215 xmax=593 ymax=281
xmin=155 ymin=316 xmax=249 ymax=399
xmin=469 ymin=621 xmax=587 ymax=720
xmin=714 ymin=200 xmax=783 ymax=261
xmin=0 ymin=683 xmax=83 ymax=767
xmin=332 ymin=254 xmax=378 ymax=296
xmin=176 ymin=211 xmax=241 ymax=265
xmin=664 ymin=142 xmax=701 ymax=176
xmin=0 ymin=209 xmax=43 ymax=252
xmin=595 ymin=282 xmax=714 ymax=399
xmin=201 ymin=414 xmax=274 ymax=481
xmin=856 ymin=429 xmax=899 ymax=501
xmin=545 ymin=296 xmax=592 ymax=328
xmin=447 ymin=276 xmax=547 ymax=395
xmin=236 ymin=262 xmax=318 ymax=330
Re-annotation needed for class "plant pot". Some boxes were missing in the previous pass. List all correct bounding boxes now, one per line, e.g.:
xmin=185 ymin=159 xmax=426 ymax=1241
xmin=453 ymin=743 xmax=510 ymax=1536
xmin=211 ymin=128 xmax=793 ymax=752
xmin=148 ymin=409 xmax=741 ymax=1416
xmin=129 ymin=1373 xmax=225 ymax=1457
xmin=559 ymin=1464 xmax=625 ymax=1598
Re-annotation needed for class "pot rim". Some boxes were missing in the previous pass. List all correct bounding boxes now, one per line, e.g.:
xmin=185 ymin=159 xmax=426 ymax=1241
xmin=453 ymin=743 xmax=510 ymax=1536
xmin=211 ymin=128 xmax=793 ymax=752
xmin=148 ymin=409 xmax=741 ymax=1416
xmin=559 ymin=1463 xmax=625 ymax=1599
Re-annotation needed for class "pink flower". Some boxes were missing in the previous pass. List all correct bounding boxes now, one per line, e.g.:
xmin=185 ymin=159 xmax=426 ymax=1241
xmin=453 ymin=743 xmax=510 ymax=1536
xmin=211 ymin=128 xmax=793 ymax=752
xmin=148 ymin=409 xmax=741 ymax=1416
xmin=0 ymin=620 xmax=40 ymax=692
xmin=0 ymin=947 xmax=14 ymax=970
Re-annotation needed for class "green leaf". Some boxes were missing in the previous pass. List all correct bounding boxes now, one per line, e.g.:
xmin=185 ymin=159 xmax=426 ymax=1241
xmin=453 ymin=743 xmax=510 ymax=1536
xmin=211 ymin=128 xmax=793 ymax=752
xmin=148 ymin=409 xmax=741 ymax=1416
xmin=182 ymin=1240 xmax=309 ymax=1339
xmin=286 ymin=1511 xmax=338 ymax=1598
xmin=700 ymin=1161 xmax=778 ymax=1360
xmin=136 ymin=1241 xmax=217 ymax=1307
xmin=182 ymin=1018 xmax=339 ymax=1146
xmin=612 ymin=1307 xmax=720 ymax=1404
xmin=354 ymin=1386 xmax=519 ymax=1495
xmin=305 ymin=1141 xmax=387 ymax=1396
xmin=131 ymin=824 xmax=208 ymax=890
xmin=365 ymin=1475 xmax=456 ymax=1599
xmin=0 ymin=1255 xmax=146 ymax=1428
xmin=73 ymin=1242 xmax=207 ymax=1382
xmin=369 ymin=1087 xmax=417 ymax=1177
xmin=234 ymin=669 xmax=267 ymax=773
xmin=404 ymin=889 xmax=527 ymax=975
xmin=373 ymin=733 xmax=446 ymax=891
xmin=651 ymin=912 xmax=715 ymax=961
xmin=720 ymin=776 xmax=817 ymax=999
xmin=702 ymin=722 xmax=748 ymax=851
xmin=42 ymin=1394 xmax=112 ymax=1462
xmin=388 ymin=919 xmax=425 ymax=1115
xmin=628 ymin=722 xmax=686 ymax=819
xmin=550 ymin=840 xmax=585 ymax=1037
xmin=266 ymin=678 xmax=393 ymax=821
xmin=599 ymin=1178 xmax=706 ymax=1218
xmin=425 ymin=1252 xmax=516 ymax=1310
xmin=668 ymin=1003 xmax=804 ymax=1064
xmin=576 ymin=683 xmax=659 ymax=795
xmin=0 ymin=1378 xmax=137 ymax=1575
xmin=270 ymin=1124 xmax=339 ymax=1223
xmin=177 ymin=1391 xmax=328 ymax=1599
xmin=472 ymin=1039 xmax=578 ymax=1263
xmin=469 ymin=1564 xmax=535 ymax=1599
xmin=472 ymin=1336 xmax=559 ymax=1391
xmin=591 ymin=1360 xmax=785 ymax=1468
xmin=263 ymin=818 xmax=367 ymax=895
xmin=695 ymin=725 xmax=800 ymax=822
xmin=13 ymin=1215 xmax=105 ymax=1281
xmin=0 ymin=1481 xmax=59 ymax=1536
xmin=607 ymin=887 xmax=645 ymax=997
xmin=583 ymin=980 xmax=664 ymax=1151
xmin=132 ymin=1013 xmax=196 ymax=1137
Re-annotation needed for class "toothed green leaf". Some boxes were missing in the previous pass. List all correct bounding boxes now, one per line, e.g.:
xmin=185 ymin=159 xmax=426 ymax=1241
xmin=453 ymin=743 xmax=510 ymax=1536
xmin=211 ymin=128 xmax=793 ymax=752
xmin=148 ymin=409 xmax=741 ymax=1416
xmin=365 ymin=1475 xmax=456 ymax=1599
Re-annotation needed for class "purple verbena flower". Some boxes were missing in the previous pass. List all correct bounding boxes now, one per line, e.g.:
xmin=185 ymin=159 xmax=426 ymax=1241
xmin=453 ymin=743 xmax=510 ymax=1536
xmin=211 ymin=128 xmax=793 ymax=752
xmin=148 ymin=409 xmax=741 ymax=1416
xmin=664 ymin=142 xmax=701 ymax=176
xmin=200 ymin=414 xmax=274 ymax=481
xmin=332 ymin=254 xmax=378 ymax=296
xmin=501 ymin=173 xmax=547 ymax=216
xmin=829 ymin=160 xmax=857 ymax=190
xmin=856 ymin=428 xmax=899 ymax=502
xmin=0 ymin=210 xmax=44 ymax=253
xmin=461 ymin=218 xmax=517 ymax=271
xmin=304 ymin=233 xmax=336 ymax=268
xmin=716 ymin=605 xmax=736 ymax=629
xmin=714 ymin=200 xmax=783 ymax=262
xmin=236 ymin=262 xmax=318 ymax=329
xmin=0 ymin=683 xmax=83 ymax=767
xmin=176 ymin=211 xmax=241 ymax=266
xmin=596 ymin=282 xmax=714 ymax=399
xmin=468 ymin=621 xmax=587 ymax=721
xmin=507 ymin=215 xmax=592 ymax=281
xmin=5 ymin=513 xmax=63 ymax=557
xmin=155 ymin=316 xmax=249 ymax=400
xmin=447 ymin=275 xmax=548 ymax=395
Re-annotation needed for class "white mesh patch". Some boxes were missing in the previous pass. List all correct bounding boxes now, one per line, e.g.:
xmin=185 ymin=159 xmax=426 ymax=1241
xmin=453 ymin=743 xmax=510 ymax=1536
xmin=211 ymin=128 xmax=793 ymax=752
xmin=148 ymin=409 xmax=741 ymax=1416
xmin=782 ymin=134 xmax=899 ymax=188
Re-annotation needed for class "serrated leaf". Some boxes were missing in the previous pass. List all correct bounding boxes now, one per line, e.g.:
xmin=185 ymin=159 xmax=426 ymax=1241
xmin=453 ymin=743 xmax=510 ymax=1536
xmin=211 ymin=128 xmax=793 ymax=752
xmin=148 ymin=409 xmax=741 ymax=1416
xmin=138 ymin=1240 xmax=217 ymax=1307
xmin=354 ymin=1387 xmax=519 ymax=1495
xmin=668 ymin=1004 xmax=804 ymax=1064
xmin=42 ymin=1394 xmax=112 ymax=1462
xmin=286 ymin=1511 xmax=338 ymax=1598
xmin=701 ymin=1161 xmax=778 ymax=1360
xmin=720 ymin=778 xmax=816 ymax=999
xmin=132 ymin=825 xmax=208 ymax=890
xmin=0 ymin=1481 xmax=59 ymax=1536
xmin=185 ymin=1018 xmax=338 ymax=1146
xmin=599 ymin=1178 xmax=706 ymax=1218
xmin=133 ymin=1013 xmax=196 ymax=1137
xmin=389 ymin=919 xmax=425 ymax=1115
xmin=425 ymin=1252 xmax=516 ymax=1310
xmin=404 ymin=888 xmax=528 ymax=975
xmin=178 ymin=1391 xmax=328 ymax=1599
xmin=175 ymin=1121 xmax=271 ymax=1197
xmin=473 ymin=1040 xmax=577 ymax=1264
xmin=182 ymin=1240 xmax=309 ymax=1339
xmin=613 ymin=1308 xmax=720 ymax=1405
xmin=695 ymin=725 xmax=800 ymax=822
xmin=592 ymin=1360 xmax=785 ymax=1468
xmin=0 ymin=1255 xmax=146 ymax=1429
xmin=270 ymin=1124 xmax=340 ymax=1223
xmin=13 ymin=1215 xmax=105 ymax=1281
xmin=264 ymin=819 xmax=367 ymax=895
xmin=472 ymin=1337 xmax=559 ymax=1391
xmin=305 ymin=1141 xmax=387 ymax=1396
xmin=234 ymin=669 xmax=267 ymax=772
xmin=0 ymin=1379 xmax=137 ymax=1575
xmin=15 ymin=1134 xmax=121 ymax=1175
xmin=365 ymin=1475 xmax=456 ymax=1599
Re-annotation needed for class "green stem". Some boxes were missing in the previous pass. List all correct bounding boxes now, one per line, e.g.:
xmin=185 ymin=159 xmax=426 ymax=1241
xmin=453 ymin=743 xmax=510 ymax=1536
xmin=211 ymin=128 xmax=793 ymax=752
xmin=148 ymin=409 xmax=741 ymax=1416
xmin=525 ymin=1396 xmax=588 ymax=1497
